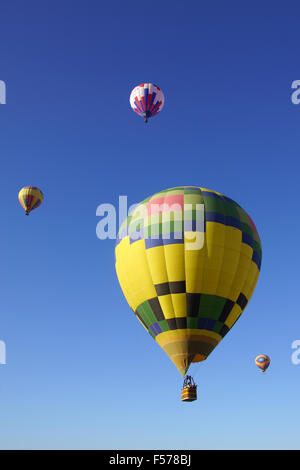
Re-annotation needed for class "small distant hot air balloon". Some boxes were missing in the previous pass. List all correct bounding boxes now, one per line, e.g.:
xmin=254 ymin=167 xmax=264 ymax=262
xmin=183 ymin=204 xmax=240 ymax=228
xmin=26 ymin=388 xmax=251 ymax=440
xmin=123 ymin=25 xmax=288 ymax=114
xmin=255 ymin=354 xmax=270 ymax=373
xmin=129 ymin=83 xmax=164 ymax=123
xmin=18 ymin=186 xmax=43 ymax=215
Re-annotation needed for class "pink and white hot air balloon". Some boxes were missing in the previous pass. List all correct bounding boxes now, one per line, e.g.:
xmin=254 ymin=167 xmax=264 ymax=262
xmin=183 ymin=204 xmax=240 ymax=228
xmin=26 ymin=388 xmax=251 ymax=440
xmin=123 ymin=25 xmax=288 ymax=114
xmin=129 ymin=83 xmax=165 ymax=123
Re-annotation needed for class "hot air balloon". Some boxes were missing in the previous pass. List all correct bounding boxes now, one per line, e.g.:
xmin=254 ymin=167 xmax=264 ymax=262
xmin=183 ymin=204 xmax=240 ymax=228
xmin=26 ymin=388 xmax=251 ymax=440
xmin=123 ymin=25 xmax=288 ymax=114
xmin=115 ymin=186 xmax=262 ymax=400
xmin=255 ymin=354 xmax=270 ymax=373
xmin=18 ymin=186 xmax=43 ymax=215
xmin=129 ymin=83 xmax=164 ymax=123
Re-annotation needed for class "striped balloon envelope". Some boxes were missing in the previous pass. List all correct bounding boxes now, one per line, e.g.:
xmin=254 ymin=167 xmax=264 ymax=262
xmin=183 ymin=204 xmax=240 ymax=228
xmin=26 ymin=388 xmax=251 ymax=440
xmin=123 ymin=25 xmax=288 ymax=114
xmin=255 ymin=354 xmax=270 ymax=373
xmin=115 ymin=186 xmax=262 ymax=376
xmin=18 ymin=186 xmax=43 ymax=215
xmin=129 ymin=83 xmax=164 ymax=122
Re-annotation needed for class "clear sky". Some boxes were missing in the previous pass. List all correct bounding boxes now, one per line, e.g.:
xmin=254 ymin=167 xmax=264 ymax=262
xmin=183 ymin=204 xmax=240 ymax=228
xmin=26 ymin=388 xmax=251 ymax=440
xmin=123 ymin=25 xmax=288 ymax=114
xmin=0 ymin=0 xmax=300 ymax=450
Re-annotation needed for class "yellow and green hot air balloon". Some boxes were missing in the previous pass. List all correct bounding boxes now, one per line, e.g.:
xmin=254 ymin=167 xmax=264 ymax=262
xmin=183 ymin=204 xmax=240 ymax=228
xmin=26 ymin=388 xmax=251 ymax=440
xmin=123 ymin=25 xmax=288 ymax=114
xmin=18 ymin=186 xmax=43 ymax=215
xmin=115 ymin=186 xmax=262 ymax=394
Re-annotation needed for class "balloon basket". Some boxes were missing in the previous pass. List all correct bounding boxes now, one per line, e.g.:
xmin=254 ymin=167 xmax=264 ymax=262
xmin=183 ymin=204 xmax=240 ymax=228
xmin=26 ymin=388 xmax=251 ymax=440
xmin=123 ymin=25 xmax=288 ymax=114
xmin=181 ymin=375 xmax=197 ymax=402
xmin=181 ymin=385 xmax=197 ymax=402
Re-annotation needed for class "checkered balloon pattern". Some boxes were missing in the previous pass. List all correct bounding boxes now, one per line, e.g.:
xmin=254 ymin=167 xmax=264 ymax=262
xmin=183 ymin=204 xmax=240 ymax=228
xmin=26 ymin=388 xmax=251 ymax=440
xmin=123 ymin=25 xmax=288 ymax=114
xmin=115 ymin=186 xmax=262 ymax=376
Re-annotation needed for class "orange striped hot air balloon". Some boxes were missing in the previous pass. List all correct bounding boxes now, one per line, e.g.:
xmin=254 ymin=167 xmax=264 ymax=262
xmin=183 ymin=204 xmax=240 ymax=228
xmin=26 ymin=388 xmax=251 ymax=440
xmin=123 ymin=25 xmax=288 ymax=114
xmin=18 ymin=186 xmax=43 ymax=215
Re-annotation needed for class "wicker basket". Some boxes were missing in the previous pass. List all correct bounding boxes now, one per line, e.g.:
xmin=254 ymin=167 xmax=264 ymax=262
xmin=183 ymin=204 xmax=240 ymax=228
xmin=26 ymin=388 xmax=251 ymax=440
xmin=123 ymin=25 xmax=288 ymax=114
xmin=181 ymin=385 xmax=197 ymax=402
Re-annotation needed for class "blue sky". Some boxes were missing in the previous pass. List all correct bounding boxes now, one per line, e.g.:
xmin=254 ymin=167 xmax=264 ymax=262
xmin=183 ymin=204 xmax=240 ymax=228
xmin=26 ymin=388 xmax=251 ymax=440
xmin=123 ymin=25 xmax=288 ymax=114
xmin=0 ymin=0 xmax=300 ymax=449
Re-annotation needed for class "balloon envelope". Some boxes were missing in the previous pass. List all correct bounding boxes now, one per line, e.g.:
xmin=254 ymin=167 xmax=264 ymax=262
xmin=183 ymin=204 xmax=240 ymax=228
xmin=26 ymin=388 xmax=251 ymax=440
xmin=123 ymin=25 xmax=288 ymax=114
xmin=255 ymin=354 xmax=270 ymax=372
xmin=115 ymin=186 xmax=262 ymax=376
xmin=18 ymin=186 xmax=43 ymax=215
xmin=129 ymin=83 xmax=164 ymax=121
